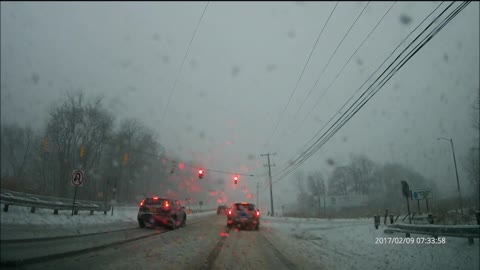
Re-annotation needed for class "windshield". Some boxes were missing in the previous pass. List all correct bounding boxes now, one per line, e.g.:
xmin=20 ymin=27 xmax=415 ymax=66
xmin=1 ymin=2 xmax=479 ymax=270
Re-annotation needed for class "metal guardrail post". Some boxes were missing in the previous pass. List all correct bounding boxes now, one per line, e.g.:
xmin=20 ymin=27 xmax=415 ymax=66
xmin=30 ymin=207 xmax=36 ymax=213
xmin=4 ymin=204 xmax=9 ymax=212
xmin=476 ymin=211 xmax=480 ymax=225
xmin=54 ymin=209 xmax=59 ymax=215
xmin=427 ymin=213 xmax=434 ymax=224
xmin=374 ymin=215 xmax=380 ymax=229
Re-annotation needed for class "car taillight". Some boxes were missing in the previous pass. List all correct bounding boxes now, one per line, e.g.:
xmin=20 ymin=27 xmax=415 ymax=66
xmin=139 ymin=199 xmax=145 ymax=207
xmin=228 ymin=209 xmax=232 ymax=215
xmin=162 ymin=200 xmax=170 ymax=208
xmin=256 ymin=210 xmax=260 ymax=216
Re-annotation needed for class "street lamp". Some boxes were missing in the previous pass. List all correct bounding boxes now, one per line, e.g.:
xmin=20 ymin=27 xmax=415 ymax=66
xmin=437 ymin=137 xmax=464 ymax=215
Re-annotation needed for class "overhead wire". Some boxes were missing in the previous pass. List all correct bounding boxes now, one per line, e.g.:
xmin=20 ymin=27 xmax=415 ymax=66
xmin=262 ymin=2 xmax=339 ymax=151
xmin=105 ymin=141 xmax=255 ymax=177
xmin=292 ymin=2 xmax=371 ymax=120
xmin=276 ymin=1 xmax=471 ymax=184
xmin=272 ymin=1 xmax=453 ymax=182
xmin=296 ymin=1 xmax=397 ymax=133
xmin=159 ymin=2 xmax=210 ymax=126
xmin=271 ymin=1 xmax=462 ymax=183
xmin=272 ymin=1 xmax=448 ymax=179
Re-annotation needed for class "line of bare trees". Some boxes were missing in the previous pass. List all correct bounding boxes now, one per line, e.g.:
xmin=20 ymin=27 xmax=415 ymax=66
xmin=1 ymin=91 xmax=175 ymax=203
xmin=291 ymin=154 xmax=439 ymax=217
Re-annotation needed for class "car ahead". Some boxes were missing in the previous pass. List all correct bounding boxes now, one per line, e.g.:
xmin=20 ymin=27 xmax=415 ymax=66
xmin=217 ymin=205 xmax=227 ymax=215
xmin=137 ymin=197 xmax=186 ymax=230
xmin=227 ymin=202 xmax=260 ymax=230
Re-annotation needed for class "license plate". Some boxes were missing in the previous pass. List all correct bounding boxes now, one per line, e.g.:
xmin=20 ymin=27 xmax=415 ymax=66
xmin=149 ymin=207 xmax=156 ymax=212
xmin=240 ymin=212 xmax=247 ymax=217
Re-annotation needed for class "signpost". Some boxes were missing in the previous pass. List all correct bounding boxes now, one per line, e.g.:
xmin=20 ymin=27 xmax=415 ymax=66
xmin=411 ymin=189 xmax=432 ymax=213
xmin=71 ymin=170 xmax=85 ymax=216
xmin=401 ymin=181 xmax=411 ymax=224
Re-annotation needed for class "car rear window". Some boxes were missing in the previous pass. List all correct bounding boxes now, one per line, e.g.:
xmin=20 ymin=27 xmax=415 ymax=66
xmin=143 ymin=198 xmax=169 ymax=206
xmin=234 ymin=203 xmax=255 ymax=211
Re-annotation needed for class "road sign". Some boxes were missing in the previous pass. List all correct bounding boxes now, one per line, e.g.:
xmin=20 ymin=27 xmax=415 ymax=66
xmin=71 ymin=170 xmax=85 ymax=187
xmin=411 ymin=189 xmax=431 ymax=200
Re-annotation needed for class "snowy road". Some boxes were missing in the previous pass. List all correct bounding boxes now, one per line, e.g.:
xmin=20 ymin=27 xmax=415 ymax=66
xmin=1 ymin=205 xmax=478 ymax=270
xmin=7 ymin=215 xmax=301 ymax=270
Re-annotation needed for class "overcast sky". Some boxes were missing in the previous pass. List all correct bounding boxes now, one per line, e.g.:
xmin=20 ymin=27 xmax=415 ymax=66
xmin=1 ymin=1 xmax=479 ymax=207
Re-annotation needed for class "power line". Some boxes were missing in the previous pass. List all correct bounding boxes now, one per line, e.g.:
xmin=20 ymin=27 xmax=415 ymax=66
xmin=294 ymin=0 xmax=449 ymax=153
xmin=274 ymin=1 xmax=466 ymax=183
xmin=292 ymin=2 xmax=370 ymax=121
xmin=296 ymin=2 xmax=397 ymax=132
xmin=281 ymin=1 xmax=469 ymax=183
xmin=271 ymin=1 xmax=461 ymax=183
xmin=273 ymin=1 xmax=447 ymax=177
xmin=262 ymin=2 xmax=339 ymax=151
xmin=273 ymin=1 xmax=452 ymax=182
xmin=105 ymin=141 xmax=255 ymax=177
xmin=160 ymin=2 xmax=210 ymax=126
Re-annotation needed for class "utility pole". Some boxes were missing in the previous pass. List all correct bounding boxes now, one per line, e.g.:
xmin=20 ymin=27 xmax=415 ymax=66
xmin=437 ymin=138 xmax=464 ymax=215
xmin=322 ymin=180 xmax=326 ymax=217
xmin=261 ymin=153 xmax=276 ymax=216
xmin=256 ymin=182 xmax=259 ymax=207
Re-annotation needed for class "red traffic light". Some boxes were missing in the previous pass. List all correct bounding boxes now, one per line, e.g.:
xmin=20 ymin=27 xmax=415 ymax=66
xmin=198 ymin=168 xmax=204 ymax=179
xmin=233 ymin=175 xmax=239 ymax=184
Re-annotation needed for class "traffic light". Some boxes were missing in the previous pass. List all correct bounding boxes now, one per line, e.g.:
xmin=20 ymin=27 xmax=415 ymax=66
xmin=80 ymin=145 xmax=85 ymax=158
xmin=122 ymin=153 xmax=129 ymax=166
xmin=42 ymin=138 xmax=49 ymax=152
xmin=233 ymin=175 xmax=238 ymax=185
xmin=198 ymin=169 xmax=204 ymax=179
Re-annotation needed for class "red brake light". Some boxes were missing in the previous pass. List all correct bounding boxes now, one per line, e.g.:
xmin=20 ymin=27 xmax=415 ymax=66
xmin=228 ymin=209 xmax=232 ymax=215
xmin=139 ymin=199 xmax=145 ymax=207
xmin=153 ymin=197 xmax=158 ymax=200
xmin=256 ymin=210 xmax=260 ymax=216
xmin=163 ymin=200 xmax=170 ymax=208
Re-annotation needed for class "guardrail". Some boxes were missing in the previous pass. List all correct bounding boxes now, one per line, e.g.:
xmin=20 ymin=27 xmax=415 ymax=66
xmin=0 ymin=189 xmax=111 ymax=215
xmin=384 ymin=223 xmax=480 ymax=245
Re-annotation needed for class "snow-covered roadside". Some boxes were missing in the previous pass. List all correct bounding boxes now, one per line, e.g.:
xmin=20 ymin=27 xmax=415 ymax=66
xmin=261 ymin=216 xmax=479 ymax=270
xmin=0 ymin=204 xmax=215 ymax=240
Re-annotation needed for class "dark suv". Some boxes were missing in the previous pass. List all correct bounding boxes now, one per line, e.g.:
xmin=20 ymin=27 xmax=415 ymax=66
xmin=217 ymin=205 xmax=227 ymax=215
xmin=137 ymin=197 xmax=187 ymax=229
xmin=227 ymin=202 xmax=260 ymax=230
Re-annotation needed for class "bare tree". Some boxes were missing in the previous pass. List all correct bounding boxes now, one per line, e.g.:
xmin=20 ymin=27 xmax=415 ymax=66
xmin=308 ymin=171 xmax=325 ymax=215
xmin=104 ymin=118 xmax=163 ymax=203
xmin=472 ymin=88 xmax=479 ymax=132
xmin=328 ymin=166 xmax=350 ymax=196
xmin=0 ymin=123 xmax=34 ymax=180
xmin=348 ymin=154 xmax=376 ymax=195
xmin=463 ymin=147 xmax=479 ymax=203
xmin=45 ymin=90 xmax=113 ymax=197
